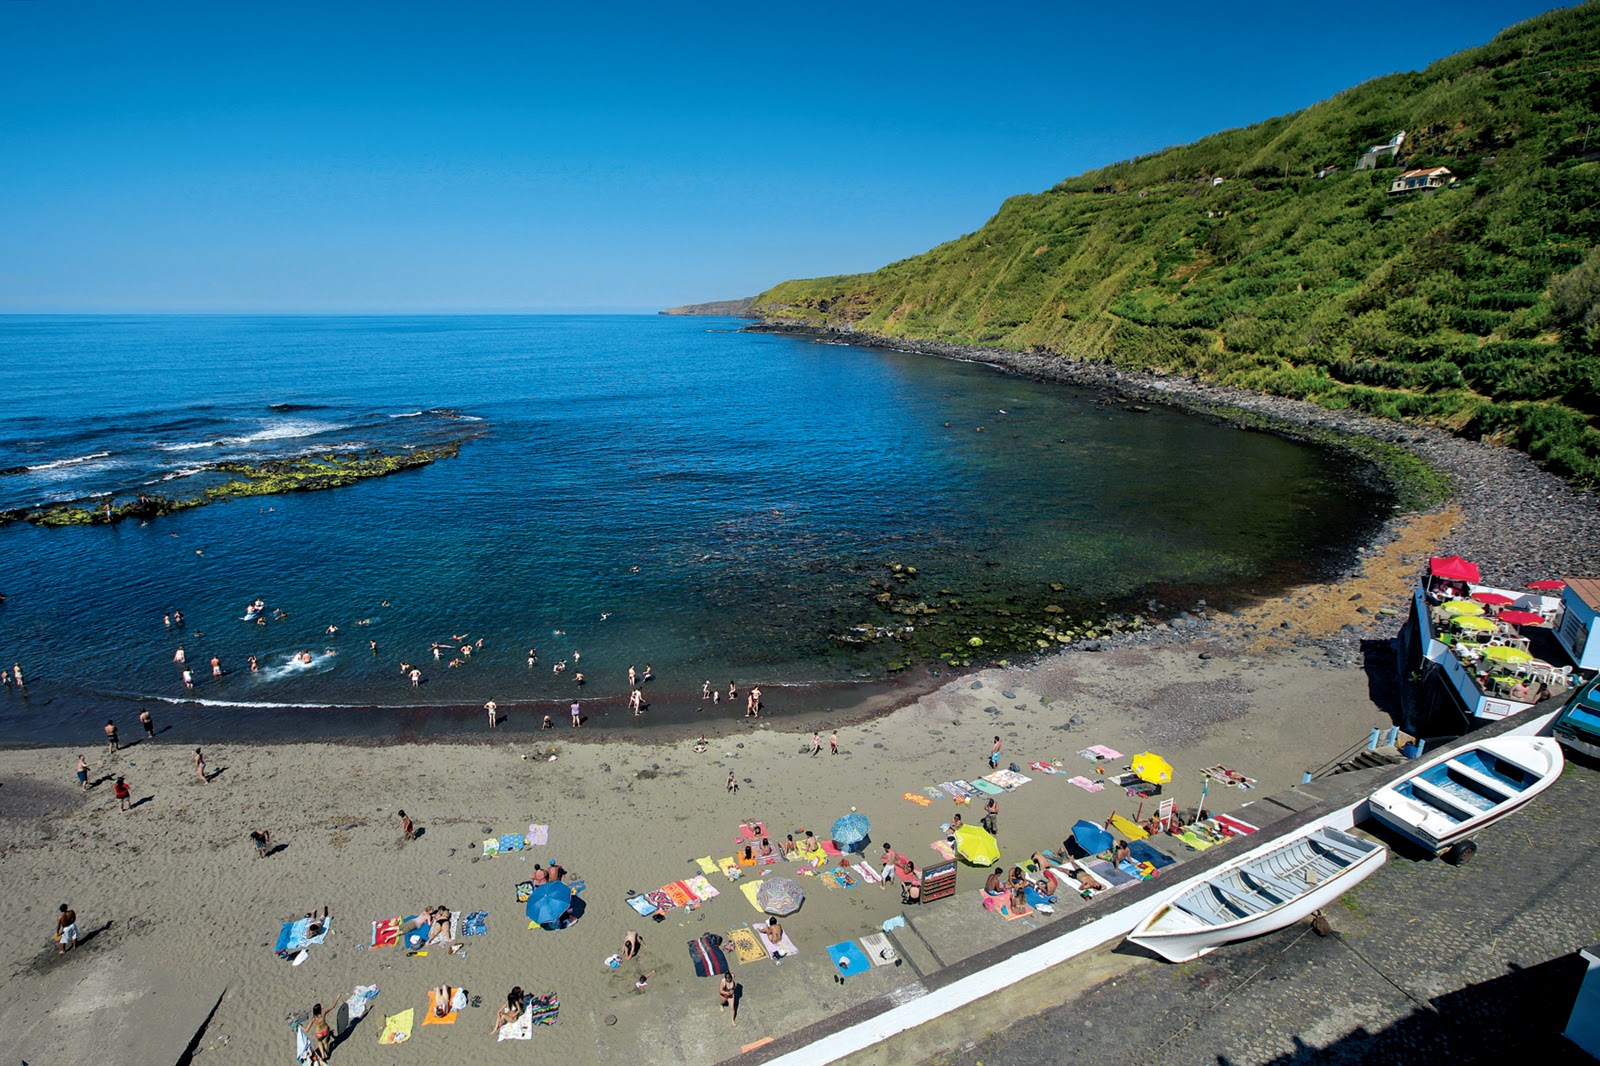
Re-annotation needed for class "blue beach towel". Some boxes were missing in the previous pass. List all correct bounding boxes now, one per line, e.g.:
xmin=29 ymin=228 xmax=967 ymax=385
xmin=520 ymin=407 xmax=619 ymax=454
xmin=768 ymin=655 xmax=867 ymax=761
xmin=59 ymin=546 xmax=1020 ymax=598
xmin=1023 ymin=885 xmax=1057 ymax=907
xmin=463 ymin=911 xmax=488 ymax=937
xmin=500 ymin=833 xmax=525 ymax=853
xmin=626 ymin=895 xmax=658 ymax=917
xmin=1129 ymin=840 xmax=1177 ymax=869
xmin=827 ymin=940 xmax=872 ymax=976
xmin=276 ymin=916 xmax=332 ymax=954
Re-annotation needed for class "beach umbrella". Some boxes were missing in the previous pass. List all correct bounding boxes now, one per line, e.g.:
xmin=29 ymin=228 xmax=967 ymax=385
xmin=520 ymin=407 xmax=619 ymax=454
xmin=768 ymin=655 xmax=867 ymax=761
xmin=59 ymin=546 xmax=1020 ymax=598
xmin=755 ymin=877 xmax=805 ymax=915
xmin=1442 ymin=599 xmax=1485 ymax=616
xmin=1453 ymin=615 xmax=1496 ymax=632
xmin=1070 ymin=819 xmax=1114 ymax=856
xmin=525 ymin=881 xmax=573 ymax=927
xmin=952 ymin=824 xmax=1000 ymax=866
xmin=1482 ymin=645 xmax=1533 ymax=664
xmin=1471 ymin=591 xmax=1515 ymax=606
xmin=1527 ymin=580 xmax=1566 ymax=591
xmin=830 ymin=812 xmax=870 ymax=851
xmin=1131 ymin=752 xmax=1174 ymax=785
xmin=1498 ymin=609 xmax=1546 ymax=627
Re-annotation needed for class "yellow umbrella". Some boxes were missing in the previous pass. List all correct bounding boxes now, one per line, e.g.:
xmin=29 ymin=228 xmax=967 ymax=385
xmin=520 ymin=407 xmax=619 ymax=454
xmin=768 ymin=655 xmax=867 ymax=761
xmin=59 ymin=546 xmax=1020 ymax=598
xmin=1482 ymin=645 xmax=1533 ymax=663
xmin=1442 ymin=599 xmax=1485 ymax=616
xmin=951 ymin=824 xmax=1000 ymax=866
xmin=1453 ymin=615 xmax=1496 ymax=632
xmin=1131 ymin=751 xmax=1174 ymax=785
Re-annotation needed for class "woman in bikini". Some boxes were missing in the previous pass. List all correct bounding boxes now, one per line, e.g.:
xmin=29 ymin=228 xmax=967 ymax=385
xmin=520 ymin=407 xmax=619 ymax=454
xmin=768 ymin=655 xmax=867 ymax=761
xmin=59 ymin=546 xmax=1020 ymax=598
xmin=491 ymin=987 xmax=525 ymax=1032
xmin=719 ymin=971 xmax=737 ymax=1025
xmin=308 ymin=1001 xmax=334 ymax=1060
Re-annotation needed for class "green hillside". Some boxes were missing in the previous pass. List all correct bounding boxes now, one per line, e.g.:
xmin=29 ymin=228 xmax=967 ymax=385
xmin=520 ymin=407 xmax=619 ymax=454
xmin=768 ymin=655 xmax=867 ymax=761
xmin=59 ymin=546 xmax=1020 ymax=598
xmin=754 ymin=4 xmax=1600 ymax=482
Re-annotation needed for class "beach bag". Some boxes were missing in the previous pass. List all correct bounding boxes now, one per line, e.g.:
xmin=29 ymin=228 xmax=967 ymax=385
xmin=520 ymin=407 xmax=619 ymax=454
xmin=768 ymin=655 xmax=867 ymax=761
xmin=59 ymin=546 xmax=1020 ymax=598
xmin=1008 ymin=762 xmax=1022 ymax=773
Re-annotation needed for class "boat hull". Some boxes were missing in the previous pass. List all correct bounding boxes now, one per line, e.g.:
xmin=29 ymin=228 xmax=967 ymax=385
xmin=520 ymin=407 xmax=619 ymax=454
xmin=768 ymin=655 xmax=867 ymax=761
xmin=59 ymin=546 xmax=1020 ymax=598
xmin=1366 ymin=735 xmax=1563 ymax=854
xmin=1125 ymin=827 xmax=1387 ymax=963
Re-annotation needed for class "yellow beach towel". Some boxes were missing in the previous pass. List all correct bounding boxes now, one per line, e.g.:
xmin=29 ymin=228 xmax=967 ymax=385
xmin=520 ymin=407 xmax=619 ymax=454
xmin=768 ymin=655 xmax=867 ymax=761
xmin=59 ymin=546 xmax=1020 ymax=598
xmin=1109 ymin=814 xmax=1148 ymax=841
xmin=727 ymin=925 xmax=768 ymax=964
xmin=379 ymin=1008 xmax=414 ymax=1044
xmin=738 ymin=879 xmax=766 ymax=913
xmin=694 ymin=855 xmax=718 ymax=875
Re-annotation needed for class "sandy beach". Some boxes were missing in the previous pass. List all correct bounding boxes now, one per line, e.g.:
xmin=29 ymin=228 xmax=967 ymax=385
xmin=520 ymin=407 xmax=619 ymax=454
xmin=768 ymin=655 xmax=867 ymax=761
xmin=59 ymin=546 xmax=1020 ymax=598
xmin=0 ymin=514 xmax=1434 ymax=1066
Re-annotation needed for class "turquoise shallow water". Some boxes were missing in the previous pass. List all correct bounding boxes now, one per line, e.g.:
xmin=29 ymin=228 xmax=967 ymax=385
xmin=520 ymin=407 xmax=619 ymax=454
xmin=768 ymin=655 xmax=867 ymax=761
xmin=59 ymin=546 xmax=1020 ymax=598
xmin=0 ymin=315 xmax=1386 ymax=740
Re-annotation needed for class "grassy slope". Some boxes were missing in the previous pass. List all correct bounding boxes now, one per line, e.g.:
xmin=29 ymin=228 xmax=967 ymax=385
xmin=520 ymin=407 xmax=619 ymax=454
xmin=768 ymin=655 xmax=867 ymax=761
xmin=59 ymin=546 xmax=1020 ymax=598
xmin=754 ymin=3 xmax=1600 ymax=482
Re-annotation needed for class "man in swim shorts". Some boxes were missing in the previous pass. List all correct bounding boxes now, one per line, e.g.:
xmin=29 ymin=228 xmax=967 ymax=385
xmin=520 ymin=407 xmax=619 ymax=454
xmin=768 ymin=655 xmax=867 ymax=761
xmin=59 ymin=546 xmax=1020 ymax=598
xmin=56 ymin=904 xmax=78 ymax=953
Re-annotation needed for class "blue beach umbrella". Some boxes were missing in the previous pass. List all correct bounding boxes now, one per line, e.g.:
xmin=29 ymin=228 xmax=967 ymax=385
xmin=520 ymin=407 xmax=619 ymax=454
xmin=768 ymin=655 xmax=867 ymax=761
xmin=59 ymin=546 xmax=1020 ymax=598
xmin=1071 ymin=819 xmax=1114 ymax=856
xmin=525 ymin=882 xmax=573 ymax=928
xmin=831 ymin=812 xmax=870 ymax=851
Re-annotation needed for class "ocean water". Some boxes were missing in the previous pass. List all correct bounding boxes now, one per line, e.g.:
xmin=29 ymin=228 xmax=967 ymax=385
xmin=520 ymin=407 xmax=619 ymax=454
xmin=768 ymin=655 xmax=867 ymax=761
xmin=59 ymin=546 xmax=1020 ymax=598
xmin=0 ymin=315 xmax=1386 ymax=741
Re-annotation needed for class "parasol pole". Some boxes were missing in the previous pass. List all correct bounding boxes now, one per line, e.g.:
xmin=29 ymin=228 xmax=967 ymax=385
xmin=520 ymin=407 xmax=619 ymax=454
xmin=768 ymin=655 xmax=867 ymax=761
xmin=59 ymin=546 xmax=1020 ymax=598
xmin=1195 ymin=776 xmax=1209 ymax=823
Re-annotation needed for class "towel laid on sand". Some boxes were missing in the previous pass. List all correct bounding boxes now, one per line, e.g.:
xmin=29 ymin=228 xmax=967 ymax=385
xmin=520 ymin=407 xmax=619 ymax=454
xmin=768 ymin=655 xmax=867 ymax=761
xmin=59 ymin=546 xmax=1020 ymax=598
xmin=930 ymin=839 xmax=956 ymax=860
xmin=525 ymin=823 xmax=549 ymax=846
xmin=345 ymin=985 xmax=380 ymax=1021
xmin=737 ymin=880 xmax=766 ymax=913
xmin=1129 ymin=840 xmax=1177 ymax=868
xmin=527 ymin=993 xmax=559 ymax=1025
xmin=1028 ymin=761 xmax=1063 ymax=774
xmin=694 ymin=856 xmax=718 ymax=874
xmin=499 ymin=832 xmax=524 ymax=853
xmin=850 ymin=863 xmax=883 ymax=884
xmin=482 ymin=837 xmax=500 ymax=857
xmin=515 ymin=881 xmax=535 ymax=903
xmin=727 ymin=926 xmax=768 ymax=963
xmin=371 ymin=917 xmax=401 ymax=949
xmin=428 ymin=911 xmax=460 ymax=944
xmin=422 ymin=986 xmax=460 ymax=1025
xmin=625 ymin=895 xmax=658 ymax=917
xmin=903 ymin=792 xmax=933 ymax=807
xmin=984 ymin=769 xmax=1032 ymax=790
xmin=277 ymin=916 xmax=332 ymax=954
xmin=688 ymin=934 xmax=730 ymax=977
xmin=685 ymin=874 xmax=720 ymax=901
xmin=463 ymin=911 xmax=488 ymax=937
xmin=1084 ymin=744 xmax=1124 ymax=761
xmin=378 ymin=1008 xmax=414 ymax=1045
xmin=754 ymin=924 xmax=799 ymax=959
xmin=663 ymin=881 xmax=696 ymax=908
xmin=829 ymin=868 xmax=859 ymax=889
xmin=739 ymin=822 xmax=766 ymax=840
xmin=1067 ymin=776 xmax=1105 ymax=793
xmin=859 ymin=932 xmax=895 ymax=965
xmin=644 ymin=889 xmax=676 ymax=912
xmin=497 ymin=1005 xmax=533 ymax=1042
xmin=827 ymin=940 xmax=871 ymax=976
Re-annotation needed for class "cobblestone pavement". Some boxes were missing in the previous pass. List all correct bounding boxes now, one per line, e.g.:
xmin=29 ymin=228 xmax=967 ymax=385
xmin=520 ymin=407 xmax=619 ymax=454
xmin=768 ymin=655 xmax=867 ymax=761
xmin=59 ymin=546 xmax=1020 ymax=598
xmin=930 ymin=762 xmax=1600 ymax=1065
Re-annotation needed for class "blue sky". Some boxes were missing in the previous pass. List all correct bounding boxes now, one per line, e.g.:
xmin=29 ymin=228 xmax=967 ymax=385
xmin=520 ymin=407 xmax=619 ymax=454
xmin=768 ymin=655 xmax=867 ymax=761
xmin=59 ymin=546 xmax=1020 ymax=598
xmin=0 ymin=0 xmax=1573 ymax=312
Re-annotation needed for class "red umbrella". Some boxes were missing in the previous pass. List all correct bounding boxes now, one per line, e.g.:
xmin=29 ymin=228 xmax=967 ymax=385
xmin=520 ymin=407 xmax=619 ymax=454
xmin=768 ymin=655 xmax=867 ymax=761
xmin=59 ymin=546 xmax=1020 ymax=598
xmin=1526 ymin=580 xmax=1567 ymax=591
xmin=1498 ymin=609 xmax=1546 ymax=627
xmin=1429 ymin=556 xmax=1481 ymax=583
xmin=1472 ymin=592 xmax=1515 ymax=605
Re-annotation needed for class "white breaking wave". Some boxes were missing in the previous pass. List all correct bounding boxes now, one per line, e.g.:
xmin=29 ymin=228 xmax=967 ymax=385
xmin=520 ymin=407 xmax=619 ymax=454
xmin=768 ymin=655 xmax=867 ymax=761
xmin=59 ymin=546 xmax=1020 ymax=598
xmin=156 ymin=419 xmax=349 ymax=452
xmin=23 ymin=451 xmax=111 ymax=473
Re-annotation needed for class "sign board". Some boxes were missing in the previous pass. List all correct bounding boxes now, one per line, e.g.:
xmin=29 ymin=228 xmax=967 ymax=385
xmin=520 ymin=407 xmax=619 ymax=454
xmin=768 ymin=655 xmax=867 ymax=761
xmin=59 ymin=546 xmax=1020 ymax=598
xmin=919 ymin=860 xmax=958 ymax=904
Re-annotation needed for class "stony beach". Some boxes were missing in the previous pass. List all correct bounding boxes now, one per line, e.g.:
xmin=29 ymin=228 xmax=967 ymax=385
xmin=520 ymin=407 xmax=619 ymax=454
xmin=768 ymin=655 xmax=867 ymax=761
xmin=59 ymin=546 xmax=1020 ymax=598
xmin=3 ymin=340 xmax=1599 ymax=1066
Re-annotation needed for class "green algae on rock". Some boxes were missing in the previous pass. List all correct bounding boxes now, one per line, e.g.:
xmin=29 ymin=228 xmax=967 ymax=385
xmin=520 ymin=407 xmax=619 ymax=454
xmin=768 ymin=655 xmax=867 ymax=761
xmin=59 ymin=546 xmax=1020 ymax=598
xmin=1 ymin=442 xmax=464 ymax=528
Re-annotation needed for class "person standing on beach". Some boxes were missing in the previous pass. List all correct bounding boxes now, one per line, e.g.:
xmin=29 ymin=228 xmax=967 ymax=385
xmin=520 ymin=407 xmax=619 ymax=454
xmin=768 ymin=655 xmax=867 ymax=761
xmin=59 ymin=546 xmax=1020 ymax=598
xmin=718 ymin=972 xmax=737 ymax=1025
xmin=989 ymin=736 xmax=1002 ymax=770
xmin=630 ymin=689 xmax=643 ymax=716
xmin=409 ymin=667 xmax=421 ymax=687
xmin=193 ymin=748 xmax=208 ymax=784
xmin=570 ymin=701 xmax=582 ymax=728
xmin=75 ymin=754 xmax=91 ymax=792
xmin=486 ymin=700 xmax=498 ymax=729
xmin=139 ymin=708 xmax=154 ymax=740
xmin=726 ymin=771 xmax=738 ymax=795
xmin=809 ymin=732 xmax=822 ymax=757
xmin=104 ymin=720 xmax=119 ymax=753
xmin=398 ymin=810 xmax=416 ymax=840
xmin=701 ymin=680 xmax=711 ymax=700
xmin=56 ymin=904 xmax=78 ymax=954
xmin=113 ymin=776 xmax=131 ymax=811
xmin=879 ymin=843 xmax=899 ymax=887
xmin=830 ymin=730 xmax=839 ymax=755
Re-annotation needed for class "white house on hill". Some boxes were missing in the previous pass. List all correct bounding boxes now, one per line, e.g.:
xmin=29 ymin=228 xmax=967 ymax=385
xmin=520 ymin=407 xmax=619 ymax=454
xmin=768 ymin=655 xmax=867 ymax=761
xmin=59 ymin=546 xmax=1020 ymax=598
xmin=1389 ymin=167 xmax=1456 ymax=195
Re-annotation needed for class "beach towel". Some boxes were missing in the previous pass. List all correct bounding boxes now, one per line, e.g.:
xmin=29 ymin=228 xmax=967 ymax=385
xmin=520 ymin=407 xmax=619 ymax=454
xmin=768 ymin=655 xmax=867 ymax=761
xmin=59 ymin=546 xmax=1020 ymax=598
xmin=717 ymin=856 xmax=741 ymax=880
xmin=1213 ymin=813 xmax=1260 ymax=835
xmin=757 ymin=852 xmax=781 ymax=865
xmin=950 ymin=780 xmax=980 ymax=799
xmin=937 ymin=781 xmax=965 ymax=799
xmin=1087 ymin=744 xmax=1124 ymax=761
xmin=499 ymin=832 xmax=525 ymax=853
xmin=463 ymin=911 xmax=488 ymax=937
xmin=1129 ymin=840 xmax=1177 ymax=869
xmin=526 ymin=823 xmax=549 ymax=846
xmin=378 ymin=1008 xmax=414 ymax=1045
xmin=515 ymin=881 xmax=535 ymax=903
xmin=923 ymin=786 xmax=946 ymax=798
xmin=738 ymin=851 xmax=757 ymax=867
xmin=277 ymin=916 xmax=332 ymax=954
xmin=527 ymin=993 xmax=559 ymax=1026
xmin=294 ymin=1021 xmax=314 ymax=1065
xmin=685 ymin=874 xmax=720 ymax=901
xmin=739 ymin=822 xmax=765 ymax=841
xmin=1028 ymin=761 xmax=1063 ymax=775
xmin=428 ymin=911 xmax=460 ymax=945
xmin=662 ymin=881 xmax=696 ymax=908
xmin=738 ymin=880 xmax=766 ymax=913
xmin=727 ymin=926 xmax=768 ymax=964
xmin=985 ymin=769 xmax=1032 ymax=790
xmin=1203 ymin=766 xmax=1257 ymax=789
xmin=497 ymin=1005 xmax=533 ymax=1042
xmin=1000 ymin=901 xmax=1034 ymax=920
xmin=754 ymin=924 xmax=799 ymax=960
xmin=850 ymin=863 xmax=883 ymax=884
xmin=821 ymin=840 xmax=843 ymax=857
xmin=422 ymin=987 xmax=460 ymax=1025
xmin=345 ymin=985 xmax=380 ymax=1021
xmin=827 ymin=939 xmax=872 ymax=977
xmin=930 ymin=839 xmax=956 ymax=860
xmin=829 ymin=868 xmax=859 ymax=889
xmin=482 ymin=837 xmax=500 ymax=857
xmin=968 ymin=777 xmax=1004 ymax=796
xmin=1023 ymin=885 xmax=1057 ymax=907
xmin=859 ymin=932 xmax=896 ymax=966
xmin=694 ymin=855 xmax=718 ymax=875
xmin=903 ymin=792 xmax=933 ymax=807
xmin=645 ymin=889 xmax=677 ymax=913
xmin=625 ymin=895 xmax=658 ymax=917
xmin=1087 ymin=858 xmax=1137 ymax=888
xmin=371 ymin=917 xmax=401 ymax=949
xmin=1067 ymin=775 xmax=1105 ymax=793
xmin=688 ymin=934 xmax=730 ymax=977
xmin=1109 ymin=813 xmax=1149 ymax=840
xmin=1177 ymin=829 xmax=1217 ymax=851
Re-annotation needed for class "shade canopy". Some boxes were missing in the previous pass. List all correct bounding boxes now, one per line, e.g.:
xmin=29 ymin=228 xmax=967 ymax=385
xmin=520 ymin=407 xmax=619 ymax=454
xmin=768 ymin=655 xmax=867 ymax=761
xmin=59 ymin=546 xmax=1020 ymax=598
xmin=1482 ymin=645 xmax=1533 ymax=663
xmin=830 ymin=813 xmax=870 ymax=849
xmin=1131 ymin=752 xmax=1173 ymax=784
xmin=1430 ymin=556 xmax=1481 ymax=582
xmin=1453 ymin=615 xmax=1496 ymax=632
xmin=1472 ymin=591 xmax=1515 ymax=606
xmin=952 ymin=824 xmax=1000 ymax=866
xmin=1527 ymin=580 xmax=1567 ymax=591
xmin=1071 ymin=819 xmax=1114 ymax=856
xmin=525 ymin=882 xmax=573 ymax=927
xmin=755 ymin=877 xmax=805 ymax=915
xmin=1442 ymin=599 xmax=1486 ymax=616
xmin=1498 ymin=610 xmax=1546 ymax=627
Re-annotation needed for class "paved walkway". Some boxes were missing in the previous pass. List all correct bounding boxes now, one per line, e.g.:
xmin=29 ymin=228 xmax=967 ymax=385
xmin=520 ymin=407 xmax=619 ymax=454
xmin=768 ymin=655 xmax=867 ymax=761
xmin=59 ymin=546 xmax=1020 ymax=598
xmin=908 ymin=761 xmax=1599 ymax=1065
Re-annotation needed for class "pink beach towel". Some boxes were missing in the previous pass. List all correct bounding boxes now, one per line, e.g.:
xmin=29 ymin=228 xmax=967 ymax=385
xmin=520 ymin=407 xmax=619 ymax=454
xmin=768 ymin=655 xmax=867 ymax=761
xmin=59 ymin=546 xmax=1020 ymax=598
xmin=930 ymin=839 xmax=956 ymax=860
xmin=525 ymin=824 xmax=549 ymax=846
xmin=1068 ymin=776 xmax=1105 ymax=793
xmin=1087 ymin=745 xmax=1123 ymax=761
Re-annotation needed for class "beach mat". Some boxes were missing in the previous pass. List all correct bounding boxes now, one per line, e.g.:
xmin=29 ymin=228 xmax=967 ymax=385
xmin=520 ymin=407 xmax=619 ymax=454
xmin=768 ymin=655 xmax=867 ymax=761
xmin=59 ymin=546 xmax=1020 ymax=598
xmin=526 ymin=823 xmax=549 ymax=846
xmin=726 ymin=926 xmax=767 ymax=964
xmin=422 ymin=987 xmax=460 ymax=1025
xmin=626 ymin=895 xmax=658 ymax=917
xmin=663 ymin=881 xmax=696 ymax=908
xmin=527 ymin=993 xmax=558 ymax=1026
xmin=1129 ymin=840 xmax=1177 ymax=869
xmin=859 ymin=932 xmax=896 ymax=966
xmin=371 ymin=917 xmax=400 ymax=949
xmin=688 ymin=934 xmax=729 ymax=977
xmin=463 ymin=911 xmax=488 ymax=937
xmin=277 ymin=916 xmax=331 ymax=954
xmin=738 ymin=880 xmax=766 ymax=913
xmin=850 ymin=862 xmax=883 ymax=884
xmin=497 ymin=1005 xmax=533 ymax=1041
xmin=378 ymin=1008 xmax=414 ymax=1045
xmin=1028 ymin=761 xmax=1063 ymax=775
xmin=1067 ymin=776 xmax=1105 ymax=793
xmin=903 ymin=792 xmax=933 ymax=806
xmin=1109 ymin=813 xmax=1149 ymax=840
xmin=1177 ymin=829 xmax=1218 ymax=851
xmin=1213 ymin=813 xmax=1260 ymax=835
xmin=694 ymin=855 xmax=718 ymax=874
xmin=969 ymin=778 xmax=1005 ymax=796
xmin=345 ymin=985 xmax=379 ymax=1021
xmin=685 ymin=874 xmax=720 ymax=901
xmin=984 ymin=769 xmax=1031 ymax=790
xmin=827 ymin=939 xmax=872 ymax=977
xmin=754 ymin=924 xmax=798 ymax=960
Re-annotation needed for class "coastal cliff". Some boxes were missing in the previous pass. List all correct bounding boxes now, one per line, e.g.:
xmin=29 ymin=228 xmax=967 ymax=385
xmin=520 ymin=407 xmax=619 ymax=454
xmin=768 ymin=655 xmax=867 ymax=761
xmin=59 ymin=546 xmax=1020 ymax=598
xmin=752 ymin=4 xmax=1600 ymax=484
xmin=659 ymin=296 xmax=757 ymax=317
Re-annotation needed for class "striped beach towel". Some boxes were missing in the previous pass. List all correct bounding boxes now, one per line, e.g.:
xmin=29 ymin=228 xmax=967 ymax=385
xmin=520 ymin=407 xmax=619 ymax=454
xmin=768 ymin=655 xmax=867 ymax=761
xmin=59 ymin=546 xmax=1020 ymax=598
xmin=527 ymin=994 xmax=559 ymax=1025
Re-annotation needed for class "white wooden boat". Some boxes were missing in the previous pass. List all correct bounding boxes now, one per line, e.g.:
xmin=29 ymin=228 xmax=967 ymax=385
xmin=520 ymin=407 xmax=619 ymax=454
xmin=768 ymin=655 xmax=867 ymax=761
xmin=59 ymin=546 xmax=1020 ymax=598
xmin=1367 ymin=735 xmax=1562 ymax=862
xmin=1124 ymin=826 xmax=1386 ymax=963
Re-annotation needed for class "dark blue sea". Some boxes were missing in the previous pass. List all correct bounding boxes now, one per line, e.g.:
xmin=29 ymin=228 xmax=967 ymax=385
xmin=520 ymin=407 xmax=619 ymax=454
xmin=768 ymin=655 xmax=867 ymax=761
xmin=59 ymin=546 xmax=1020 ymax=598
xmin=0 ymin=315 xmax=1386 ymax=742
